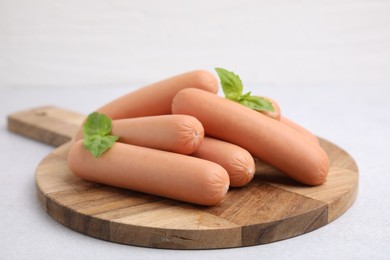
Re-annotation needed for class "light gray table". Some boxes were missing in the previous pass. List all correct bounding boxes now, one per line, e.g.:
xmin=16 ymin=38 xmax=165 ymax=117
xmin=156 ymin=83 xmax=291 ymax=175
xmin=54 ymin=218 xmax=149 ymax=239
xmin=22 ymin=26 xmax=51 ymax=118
xmin=1 ymin=1 xmax=389 ymax=259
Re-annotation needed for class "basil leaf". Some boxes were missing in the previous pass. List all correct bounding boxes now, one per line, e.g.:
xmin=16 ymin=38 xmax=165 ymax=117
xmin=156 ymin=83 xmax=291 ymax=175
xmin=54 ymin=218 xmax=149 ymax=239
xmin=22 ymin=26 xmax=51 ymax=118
xmin=82 ymin=112 xmax=119 ymax=158
xmin=239 ymin=95 xmax=274 ymax=112
xmin=83 ymin=112 xmax=113 ymax=137
xmin=83 ymin=135 xmax=119 ymax=158
xmin=215 ymin=67 xmax=275 ymax=112
xmin=215 ymin=67 xmax=243 ymax=101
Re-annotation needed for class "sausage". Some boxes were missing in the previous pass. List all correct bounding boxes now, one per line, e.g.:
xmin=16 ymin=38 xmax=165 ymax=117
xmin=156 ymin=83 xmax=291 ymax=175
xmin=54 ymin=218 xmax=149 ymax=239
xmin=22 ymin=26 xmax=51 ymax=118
xmin=256 ymin=96 xmax=281 ymax=120
xmin=74 ymin=70 xmax=218 ymax=140
xmin=191 ymin=137 xmax=255 ymax=187
xmin=111 ymin=115 xmax=204 ymax=154
xmin=255 ymin=97 xmax=319 ymax=144
xmin=67 ymin=140 xmax=230 ymax=206
xmin=96 ymin=70 xmax=219 ymax=119
xmin=171 ymin=88 xmax=329 ymax=185
xmin=280 ymin=116 xmax=320 ymax=145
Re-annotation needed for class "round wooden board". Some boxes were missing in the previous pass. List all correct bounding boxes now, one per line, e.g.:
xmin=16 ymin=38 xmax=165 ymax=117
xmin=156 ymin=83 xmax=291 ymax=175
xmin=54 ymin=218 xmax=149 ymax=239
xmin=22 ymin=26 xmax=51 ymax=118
xmin=35 ymin=138 xmax=358 ymax=249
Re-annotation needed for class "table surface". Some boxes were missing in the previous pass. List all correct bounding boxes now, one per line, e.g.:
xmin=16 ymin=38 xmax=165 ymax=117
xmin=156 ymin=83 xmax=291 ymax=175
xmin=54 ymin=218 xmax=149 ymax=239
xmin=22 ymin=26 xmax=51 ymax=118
xmin=1 ymin=1 xmax=390 ymax=259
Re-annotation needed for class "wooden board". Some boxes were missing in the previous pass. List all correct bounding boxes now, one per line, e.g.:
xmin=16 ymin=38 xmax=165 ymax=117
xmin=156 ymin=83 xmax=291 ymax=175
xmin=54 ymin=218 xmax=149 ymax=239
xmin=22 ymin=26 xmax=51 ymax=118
xmin=7 ymin=106 xmax=359 ymax=249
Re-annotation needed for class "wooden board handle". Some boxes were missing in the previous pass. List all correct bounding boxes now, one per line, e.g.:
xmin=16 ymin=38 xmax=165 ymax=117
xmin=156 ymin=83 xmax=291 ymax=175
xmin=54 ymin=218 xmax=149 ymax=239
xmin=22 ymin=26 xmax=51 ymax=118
xmin=7 ymin=106 xmax=85 ymax=147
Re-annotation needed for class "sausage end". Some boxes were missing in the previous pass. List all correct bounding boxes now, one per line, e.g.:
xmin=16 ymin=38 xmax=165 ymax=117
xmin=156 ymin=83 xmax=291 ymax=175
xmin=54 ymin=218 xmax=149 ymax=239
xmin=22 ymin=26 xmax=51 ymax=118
xmin=173 ymin=115 xmax=205 ymax=155
xmin=227 ymin=151 xmax=256 ymax=187
xmin=197 ymin=163 xmax=230 ymax=206
xmin=190 ymin=70 xmax=219 ymax=94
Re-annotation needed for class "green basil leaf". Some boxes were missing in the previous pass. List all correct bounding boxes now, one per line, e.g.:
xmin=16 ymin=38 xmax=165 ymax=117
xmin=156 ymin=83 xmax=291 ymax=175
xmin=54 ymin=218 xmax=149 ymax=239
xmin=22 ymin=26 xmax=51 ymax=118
xmin=82 ymin=112 xmax=119 ymax=157
xmin=239 ymin=95 xmax=275 ymax=112
xmin=83 ymin=135 xmax=119 ymax=158
xmin=215 ymin=67 xmax=243 ymax=101
xmin=83 ymin=112 xmax=113 ymax=137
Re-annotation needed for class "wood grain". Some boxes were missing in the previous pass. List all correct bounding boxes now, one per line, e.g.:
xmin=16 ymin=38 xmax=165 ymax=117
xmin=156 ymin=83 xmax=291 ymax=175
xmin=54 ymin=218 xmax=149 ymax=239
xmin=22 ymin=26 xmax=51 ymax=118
xmin=7 ymin=106 xmax=85 ymax=146
xmin=8 ymin=106 xmax=359 ymax=249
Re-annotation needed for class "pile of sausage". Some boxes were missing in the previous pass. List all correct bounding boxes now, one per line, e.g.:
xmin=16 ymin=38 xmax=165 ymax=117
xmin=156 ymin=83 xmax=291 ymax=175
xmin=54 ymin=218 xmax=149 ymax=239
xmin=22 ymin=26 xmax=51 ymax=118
xmin=68 ymin=70 xmax=329 ymax=206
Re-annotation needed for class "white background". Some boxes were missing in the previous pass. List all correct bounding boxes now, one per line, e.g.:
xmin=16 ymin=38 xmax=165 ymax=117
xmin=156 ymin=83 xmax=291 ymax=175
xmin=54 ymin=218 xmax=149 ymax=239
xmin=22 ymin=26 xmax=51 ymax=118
xmin=1 ymin=0 xmax=390 ymax=259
